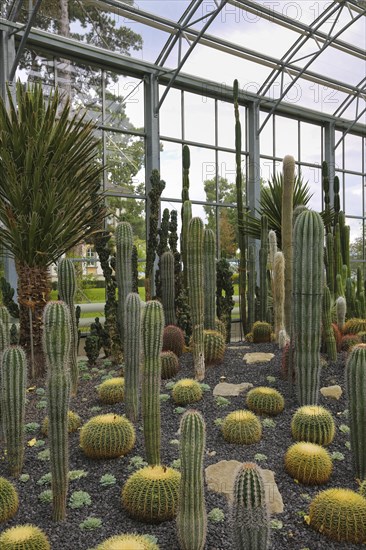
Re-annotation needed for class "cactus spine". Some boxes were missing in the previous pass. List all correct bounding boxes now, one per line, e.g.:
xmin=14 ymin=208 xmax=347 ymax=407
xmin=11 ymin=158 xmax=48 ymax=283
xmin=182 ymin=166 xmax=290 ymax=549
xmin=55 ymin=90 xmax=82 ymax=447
xmin=161 ymin=251 xmax=176 ymax=326
xmin=204 ymin=228 xmax=216 ymax=330
xmin=177 ymin=410 xmax=207 ymax=550
xmin=273 ymin=251 xmax=285 ymax=341
xmin=58 ymin=258 xmax=78 ymax=396
xmin=282 ymin=155 xmax=295 ymax=335
xmin=1 ymin=346 xmax=27 ymax=477
xmin=43 ymin=301 xmax=71 ymax=521
xmin=231 ymin=462 xmax=270 ymax=549
xmin=259 ymin=215 xmax=268 ymax=322
xmin=247 ymin=244 xmax=256 ymax=331
xmin=346 ymin=344 xmax=366 ymax=480
xmin=142 ymin=300 xmax=164 ymax=465
xmin=124 ymin=292 xmax=142 ymax=423
xmin=181 ymin=145 xmax=191 ymax=289
xmin=322 ymin=285 xmax=337 ymax=361
xmin=293 ymin=211 xmax=324 ymax=405
xmin=187 ymin=217 xmax=205 ymax=381
xmin=115 ymin=221 xmax=133 ymax=346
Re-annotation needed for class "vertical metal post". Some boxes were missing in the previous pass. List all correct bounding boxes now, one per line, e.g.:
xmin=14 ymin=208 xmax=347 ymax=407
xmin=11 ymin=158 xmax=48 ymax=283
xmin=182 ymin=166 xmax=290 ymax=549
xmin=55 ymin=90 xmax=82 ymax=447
xmin=144 ymin=73 xmax=160 ymax=297
xmin=247 ymin=100 xmax=261 ymax=281
xmin=324 ymin=121 xmax=336 ymax=204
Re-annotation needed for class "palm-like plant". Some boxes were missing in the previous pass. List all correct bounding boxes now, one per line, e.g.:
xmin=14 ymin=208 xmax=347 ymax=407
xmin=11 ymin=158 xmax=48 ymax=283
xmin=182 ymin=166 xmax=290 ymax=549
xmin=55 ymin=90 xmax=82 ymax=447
xmin=0 ymin=81 xmax=105 ymax=377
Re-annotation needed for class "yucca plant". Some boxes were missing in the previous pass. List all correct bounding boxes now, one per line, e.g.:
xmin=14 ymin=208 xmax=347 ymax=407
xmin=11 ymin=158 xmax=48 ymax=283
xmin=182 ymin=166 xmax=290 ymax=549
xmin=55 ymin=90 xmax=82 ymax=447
xmin=0 ymin=81 xmax=105 ymax=377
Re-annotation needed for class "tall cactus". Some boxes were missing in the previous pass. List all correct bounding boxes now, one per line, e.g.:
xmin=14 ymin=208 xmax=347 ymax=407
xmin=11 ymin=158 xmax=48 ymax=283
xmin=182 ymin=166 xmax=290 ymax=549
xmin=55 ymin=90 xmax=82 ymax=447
xmin=58 ymin=258 xmax=78 ymax=396
xmin=322 ymin=161 xmax=331 ymax=234
xmin=293 ymin=210 xmax=324 ymax=405
xmin=187 ymin=217 xmax=205 ymax=381
xmin=124 ymin=292 xmax=142 ymax=423
xmin=346 ymin=344 xmax=366 ymax=480
xmin=273 ymin=251 xmax=285 ymax=341
xmin=231 ymin=462 xmax=270 ymax=549
xmin=142 ymin=300 xmax=164 ymax=465
xmin=115 ymin=221 xmax=133 ymax=347
xmin=259 ymin=215 xmax=268 ymax=322
xmin=177 ymin=410 xmax=207 ymax=550
xmin=322 ymin=285 xmax=337 ymax=361
xmin=247 ymin=244 xmax=256 ymax=331
xmin=282 ymin=155 xmax=295 ymax=335
xmin=325 ymin=232 xmax=335 ymax=294
xmin=43 ymin=301 xmax=71 ymax=521
xmin=161 ymin=251 xmax=176 ymax=326
xmin=203 ymin=228 xmax=216 ymax=331
xmin=1 ymin=346 xmax=27 ymax=477
xmin=181 ymin=145 xmax=191 ymax=290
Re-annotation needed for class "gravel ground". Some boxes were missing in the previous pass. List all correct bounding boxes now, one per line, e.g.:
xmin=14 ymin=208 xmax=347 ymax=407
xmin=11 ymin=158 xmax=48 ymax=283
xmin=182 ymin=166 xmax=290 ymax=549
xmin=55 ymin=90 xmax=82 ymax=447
xmin=0 ymin=342 xmax=363 ymax=550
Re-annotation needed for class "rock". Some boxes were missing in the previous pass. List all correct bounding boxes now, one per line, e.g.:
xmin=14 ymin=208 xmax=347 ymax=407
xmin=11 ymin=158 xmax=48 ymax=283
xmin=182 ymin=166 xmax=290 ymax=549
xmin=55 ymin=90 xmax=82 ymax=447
xmin=320 ymin=385 xmax=342 ymax=400
xmin=205 ymin=460 xmax=284 ymax=514
xmin=213 ymin=382 xmax=253 ymax=397
xmin=229 ymin=345 xmax=250 ymax=350
xmin=243 ymin=352 xmax=275 ymax=364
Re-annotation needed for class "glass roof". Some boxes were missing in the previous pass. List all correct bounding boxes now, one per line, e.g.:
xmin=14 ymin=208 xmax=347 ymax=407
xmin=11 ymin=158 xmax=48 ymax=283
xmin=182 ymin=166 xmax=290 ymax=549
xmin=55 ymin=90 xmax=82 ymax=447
xmin=3 ymin=0 xmax=366 ymax=124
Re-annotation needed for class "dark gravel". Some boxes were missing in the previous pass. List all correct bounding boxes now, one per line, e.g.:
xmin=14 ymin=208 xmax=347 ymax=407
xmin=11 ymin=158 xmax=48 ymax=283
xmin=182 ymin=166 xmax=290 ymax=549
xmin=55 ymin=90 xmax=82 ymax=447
xmin=0 ymin=343 xmax=362 ymax=549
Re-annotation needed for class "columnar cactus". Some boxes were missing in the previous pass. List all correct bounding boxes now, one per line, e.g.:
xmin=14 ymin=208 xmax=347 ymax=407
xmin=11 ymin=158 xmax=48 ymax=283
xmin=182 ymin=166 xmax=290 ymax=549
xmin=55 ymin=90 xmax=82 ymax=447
xmin=182 ymin=199 xmax=192 ymax=290
xmin=1 ymin=346 xmax=27 ymax=477
xmin=322 ymin=285 xmax=337 ymax=361
xmin=115 ymin=221 xmax=133 ymax=345
xmin=231 ymin=463 xmax=270 ymax=549
xmin=282 ymin=155 xmax=295 ymax=334
xmin=325 ymin=232 xmax=335 ymax=294
xmin=124 ymin=292 xmax=142 ymax=423
xmin=177 ymin=410 xmax=207 ymax=550
xmin=58 ymin=258 xmax=78 ymax=395
xmin=187 ymin=217 xmax=205 ymax=381
xmin=293 ymin=210 xmax=324 ymax=405
xmin=0 ymin=306 xmax=10 ymax=351
xmin=336 ymin=296 xmax=346 ymax=330
xmin=273 ymin=251 xmax=285 ymax=341
xmin=160 ymin=251 xmax=176 ymax=326
xmin=43 ymin=301 xmax=71 ymax=521
xmin=345 ymin=344 xmax=366 ymax=480
xmin=259 ymin=215 xmax=268 ymax=322
xmin=247 ymin=244 xmax=256 ymax=331
xmin=203 ymin=228 xmax=216 ymax=331
xmin=142 ymin=300 xmax=164 ymax=465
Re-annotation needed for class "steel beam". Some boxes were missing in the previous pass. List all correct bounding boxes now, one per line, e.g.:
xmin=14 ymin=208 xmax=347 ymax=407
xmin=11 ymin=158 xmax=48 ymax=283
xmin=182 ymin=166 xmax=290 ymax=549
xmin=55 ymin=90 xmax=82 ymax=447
xmin=324 ymin=122 xmax=336 ymax=204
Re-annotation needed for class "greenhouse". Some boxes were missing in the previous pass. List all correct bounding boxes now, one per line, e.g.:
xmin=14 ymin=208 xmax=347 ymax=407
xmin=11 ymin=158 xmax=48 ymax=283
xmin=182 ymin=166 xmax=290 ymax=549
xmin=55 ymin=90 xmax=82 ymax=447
xmin=0 ymin=1 xmax=366 ymax=549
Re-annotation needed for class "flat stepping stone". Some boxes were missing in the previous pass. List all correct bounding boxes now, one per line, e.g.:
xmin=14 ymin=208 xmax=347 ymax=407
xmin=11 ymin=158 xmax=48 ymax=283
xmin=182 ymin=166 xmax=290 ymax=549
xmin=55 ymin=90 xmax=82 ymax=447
xmin=243 ymin=352 xmax=274 ymax=364
xmin=213 ymin=382 xmax=253 ymax=396
xmin=320 ymin=385 xmax=342 ymax=400
xmin=205 ymin=460 xmax=284 ymax=514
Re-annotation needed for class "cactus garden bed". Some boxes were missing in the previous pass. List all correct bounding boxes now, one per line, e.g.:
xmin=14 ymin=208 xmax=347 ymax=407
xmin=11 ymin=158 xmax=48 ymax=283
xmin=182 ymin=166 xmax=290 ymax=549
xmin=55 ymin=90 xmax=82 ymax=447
xmin=0 ymin=343 xmax=364 ymax=549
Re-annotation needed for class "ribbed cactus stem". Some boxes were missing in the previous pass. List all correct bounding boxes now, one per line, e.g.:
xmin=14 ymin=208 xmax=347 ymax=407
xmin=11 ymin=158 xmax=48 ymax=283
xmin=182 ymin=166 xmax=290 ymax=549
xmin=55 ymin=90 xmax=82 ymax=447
xmin=0 ymin=305 xmax=10 ymax=326
xmin=282 ymin=155 xmax=295 ymax=334
xmin=58 ymin=258 xmax=78 ymax=396
xmin=273 ymin=251 xmax=285 ymax=341
xmin=43 ymin=301 xmax=71 ymax=521
xmin=115 ymin=221 xmax=133 ymax=346
xmin=187 ymin=217 xmax=205 ymax=381
xmin=124 ymin=292 xmax=142 ymax=423
xmin=334 ymin=223 xmax=342 ymax=281
xmin=268 ymin=230 xmax=277 ymax=271
xmin=231 ymin=462 xmax=270 ymax=549
xmin=259 ymin=216 xmax=268 ymax=322
xmin=293 ymin=211 xmax=324 ymax=405
xmin=0 ymin=319 xmax=9 ymax=352
xmin=346 ymin=344 xmax=366 ymax=480
xmin=325 ymin=232 xmax=335 ymax=294
xmin=248 ymin=244 xmax=256 ymax=331
xmin=161 ymin=251 xmax=176 ymax=326
xmin=177 ymin=410 xmax=207 ymax=550
xmin=203 ymin=228 xmax=216 ymax=330
xmin=1 ymin=346 xmax=27 ymax=477
xmin=182 ymin=200 xmax=192 ymax=289
xmin=142 ymin=300 xmax=164 ymax=466
xmin=322 ymin=286 xmax=337 ymax=361
xmin=345 ymin=277 xmax=356 ymax=318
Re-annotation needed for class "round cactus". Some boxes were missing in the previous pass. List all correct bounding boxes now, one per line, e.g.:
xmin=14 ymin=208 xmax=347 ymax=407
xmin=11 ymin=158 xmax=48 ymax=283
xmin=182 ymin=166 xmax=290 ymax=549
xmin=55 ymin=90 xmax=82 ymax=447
xmin=41 ymin=410 xmax=81 ymax=436
xmin=343 ymin=318 xmax=366 ymax=335
xmin=0 ymin=524 xmax=50 ymax=549
xmin=284 ymin=442 xmax=332 ymax=485
xmin=203 ymin=330 xmax=225 ymax=366
xmin=162 ymin=325 xmax=185 ymax=357
xmin=0 ymin=477 xmax=18 ymax=523
xmin=122 ymin=465 xmax=181 ymax=523
xmin=332 ymin=322 xmax=343 ymax=351
xmin=252 ymin=321 xmax=272 ymax=343
xmin=358 ymin=331 xmax=366 ymax=343
xmin=160 ymin=351 xmax=179 ymax=380
xmin=95 ymin=533 xmax=159 ymax=550
xmin=80 ymin=414 xmax=135 ymax=459
xmin=97 ymin=377 xmax=125 ymax=404
xmin=341 ymin=333 xmax=362 ymax=351
xmin=246 ymin=386 xmax=285 ymax=416
xmin=215 ymin=318 xmax=227 ymax=341
xmin=291 ymin=405 xmax=335 ymax=446
xmin=171 ymin=379 xmax=203 ymax=405
xmin=309 ymin=488 xmax=366 ymax=543
xmin=222 ymin=410 xmax=262 ymax=445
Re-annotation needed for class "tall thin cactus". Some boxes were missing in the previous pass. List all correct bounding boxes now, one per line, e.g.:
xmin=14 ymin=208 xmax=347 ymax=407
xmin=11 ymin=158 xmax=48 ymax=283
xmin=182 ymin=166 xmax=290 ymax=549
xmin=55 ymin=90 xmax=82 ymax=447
xmin=282 ymin=155 xmax=295 ymax=335
xmin=273 ymin=251 xmax=285 ymax=341
xmin=346 ymin=344 xmax=366 ymax=480
xmin=322 ymin=285 xmax=337 ymax=361
xmin=247 ymin=244 xmax=256 ymax=331
xmin=58 ymin=258 xmax=78 ymax=396
xmin=142 ymin=300 xmax=164 ymax=465
xmin=1 ymin=346 xmax=27 ymax=477
xmin=145 ymin=170 xmax=165 ymax=300
xmin=182 ymin=200 xmax=192 ymax=290
xmin=43 ymin=301 xmax=71 ymax=521
xmin=204 ymin=228 xmax=216 ymax=331
xmin=187 ymin=217 xmax=205 ymax=381
xmin=161 ymin=251 xmax=176 ymax=326
xmin=177 ymin=410 xmax=207 ymax=550
xmin=124 ymin=292 xmax=142 ymax=423
xmin=259 ymin=215 xmax=268 ymax=322
xmin=293 ymin=210 xmax=324 ymax=405
xmin=115 ymin=221 xmax=133 ymax=347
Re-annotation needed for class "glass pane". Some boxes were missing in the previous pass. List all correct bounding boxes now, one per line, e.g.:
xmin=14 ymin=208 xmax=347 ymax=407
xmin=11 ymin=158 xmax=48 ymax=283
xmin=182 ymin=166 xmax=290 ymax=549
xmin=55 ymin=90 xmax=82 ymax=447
xmin=348 ymin=218 xmax=364 ymax=265
xmin=344 ymin=134 xmax=363 ymax=173
xmin=184 ymin=92 xmax=215 ymax=145
xmin=344 ymin=175 xmax=363 ymax=217
xmin=188 ymin=146 xmax=216 ymax=201
xmin=105 ymin=133 xmax=145 ymax=195
xmin=260 ymin=158 xmax=274 ymax=185
xmin=218 ymin=207 xmax=238 ymax=259
xmin=259 ymin=111 xmax=273 ymax=157
xmin=160 ymin=141 xmax=183 ymax=200
xmin=160 ymin=87 xmax=182 ymax=138
xmin=299 ymin=165 xmax=322 ymax=212
xmin=217 ymin=151 xmax=240 ymax=203
xmin=335 ymin=172 xmax=345 ymax=212
xmin=335 ymin=131 xmax=344 ymax=170
xmin=217 ymin=100 xmax=245 ymax=151
xmin=275 ymin=115 xmax=298 ymax=161
xmin=105 ymin=74 xmax=144 ymax=131
xmin=106 ymin=197 xmax=146 ymax=244
xmin=300 ymin=122 xmax=322 ymax=164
